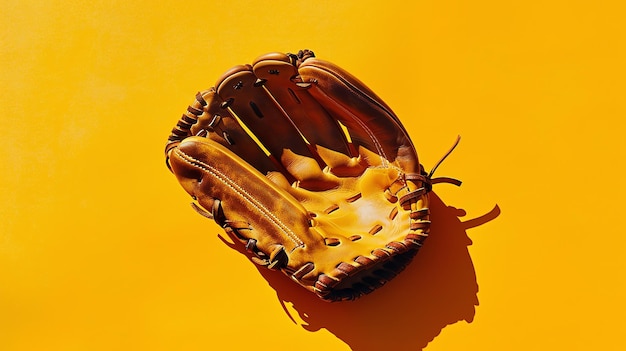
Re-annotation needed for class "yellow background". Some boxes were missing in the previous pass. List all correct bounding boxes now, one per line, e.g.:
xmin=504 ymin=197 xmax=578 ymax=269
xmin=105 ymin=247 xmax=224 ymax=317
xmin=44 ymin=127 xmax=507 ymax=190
xmin=2 ymin=1 xmax=625 ymax=350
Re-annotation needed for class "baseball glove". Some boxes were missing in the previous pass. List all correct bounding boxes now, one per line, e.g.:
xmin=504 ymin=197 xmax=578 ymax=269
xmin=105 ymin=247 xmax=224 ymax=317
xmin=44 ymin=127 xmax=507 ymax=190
xmin=165 ymin=50 xmax=460 ymax=302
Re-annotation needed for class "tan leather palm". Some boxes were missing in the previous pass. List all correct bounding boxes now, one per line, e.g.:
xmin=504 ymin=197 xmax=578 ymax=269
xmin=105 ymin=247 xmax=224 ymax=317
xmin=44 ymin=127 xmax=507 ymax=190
xmin=166 ymin=50 xmax=459 ymax=301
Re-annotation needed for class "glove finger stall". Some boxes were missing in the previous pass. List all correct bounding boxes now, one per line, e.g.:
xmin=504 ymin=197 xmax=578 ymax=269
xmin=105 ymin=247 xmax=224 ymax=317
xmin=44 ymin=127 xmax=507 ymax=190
xmin=298 ymin=58 xmax=420 ymax=174
xmin=252 ymin=54 xmax=353 ymax=156
xmin=215 ymin=67 xmax=319 ymax=173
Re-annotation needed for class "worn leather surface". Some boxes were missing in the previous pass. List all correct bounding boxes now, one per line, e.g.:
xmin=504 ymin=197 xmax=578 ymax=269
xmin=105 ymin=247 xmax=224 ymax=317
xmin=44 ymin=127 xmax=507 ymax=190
xmin=166 ymin=50 xmax=439 ymax=301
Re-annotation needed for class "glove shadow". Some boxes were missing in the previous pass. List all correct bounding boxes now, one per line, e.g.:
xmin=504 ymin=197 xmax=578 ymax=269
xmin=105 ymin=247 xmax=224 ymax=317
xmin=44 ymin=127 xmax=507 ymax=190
xmin=220 ymin=193 xmax=500 ymax=350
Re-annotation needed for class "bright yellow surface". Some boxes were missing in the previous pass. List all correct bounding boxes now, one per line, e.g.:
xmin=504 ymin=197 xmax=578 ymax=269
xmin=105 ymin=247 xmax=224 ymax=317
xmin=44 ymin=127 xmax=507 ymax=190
xmin=2 ymin=1 xmax=625 ymax=350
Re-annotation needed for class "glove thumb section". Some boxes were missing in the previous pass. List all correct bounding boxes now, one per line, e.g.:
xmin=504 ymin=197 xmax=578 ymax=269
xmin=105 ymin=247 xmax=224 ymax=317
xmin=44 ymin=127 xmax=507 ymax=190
xmin=168 ymin=136 xmax=312 ymax=252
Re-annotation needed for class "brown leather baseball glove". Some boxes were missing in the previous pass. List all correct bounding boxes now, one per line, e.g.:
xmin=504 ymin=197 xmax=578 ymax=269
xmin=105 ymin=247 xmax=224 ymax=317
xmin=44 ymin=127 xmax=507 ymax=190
xmin=165 ymin=50 xmax=460 ymax=301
